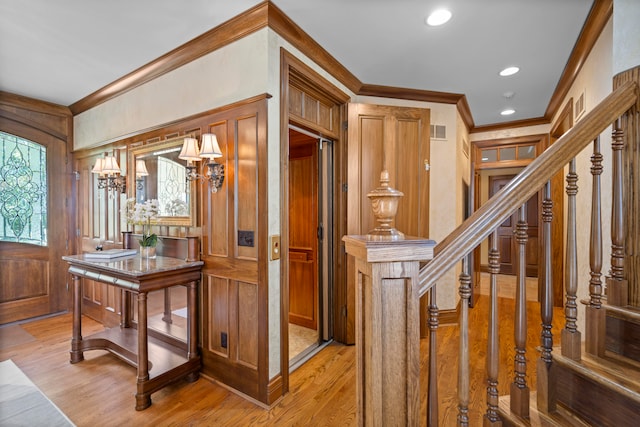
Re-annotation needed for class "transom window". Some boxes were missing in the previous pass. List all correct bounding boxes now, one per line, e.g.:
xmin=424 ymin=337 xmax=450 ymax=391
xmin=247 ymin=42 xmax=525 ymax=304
xmin=0 ymin=131 xmax=47 ymax=246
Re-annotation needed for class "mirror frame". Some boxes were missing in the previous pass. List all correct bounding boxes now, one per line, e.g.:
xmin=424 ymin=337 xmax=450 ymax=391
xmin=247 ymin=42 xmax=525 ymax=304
xmin=127 ymin=136 xmax=198 ymax=227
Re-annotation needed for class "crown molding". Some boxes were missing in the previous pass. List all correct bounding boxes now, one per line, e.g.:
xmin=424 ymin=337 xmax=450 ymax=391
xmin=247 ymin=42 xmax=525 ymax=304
xmin=471 ymin=117 xmax=550 ymax=134
xmin=1 ymin=91 xmax=71 ymax=117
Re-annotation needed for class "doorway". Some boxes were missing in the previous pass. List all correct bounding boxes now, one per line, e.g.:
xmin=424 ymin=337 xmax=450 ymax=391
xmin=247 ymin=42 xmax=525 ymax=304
xmin=489 ymin=174 xmax=539 ymax=277
xmin=287 ymin=126 xmax=334 ymax=369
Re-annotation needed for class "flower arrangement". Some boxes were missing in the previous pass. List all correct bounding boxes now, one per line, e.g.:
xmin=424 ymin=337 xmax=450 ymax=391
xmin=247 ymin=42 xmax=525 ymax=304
xmin=122 ymin=198 xmax=159 ymax=247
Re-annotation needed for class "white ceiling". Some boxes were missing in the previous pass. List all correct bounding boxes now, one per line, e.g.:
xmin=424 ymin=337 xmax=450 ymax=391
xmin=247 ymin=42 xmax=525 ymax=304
xmin=0 ymin=0 xmax=594 ymax=126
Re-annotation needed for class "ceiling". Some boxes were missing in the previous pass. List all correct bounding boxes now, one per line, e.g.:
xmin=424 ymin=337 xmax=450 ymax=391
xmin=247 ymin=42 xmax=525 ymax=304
xmin=0 ymin=0 xmax=595 ymax=127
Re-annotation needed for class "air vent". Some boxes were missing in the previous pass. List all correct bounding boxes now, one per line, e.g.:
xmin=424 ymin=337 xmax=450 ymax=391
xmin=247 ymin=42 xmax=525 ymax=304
xmin=575 ymin=91 xmax=585 ymax=121
xmin=430 ymin=124 xmax=447 ymax=140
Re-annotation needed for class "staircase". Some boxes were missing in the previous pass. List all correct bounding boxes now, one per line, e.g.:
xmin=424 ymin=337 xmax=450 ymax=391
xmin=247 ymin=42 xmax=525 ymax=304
xmin=416 ymin=80 xmax=640 ymax=426
xmin=344 ymin=79 xmax=640 ymax=426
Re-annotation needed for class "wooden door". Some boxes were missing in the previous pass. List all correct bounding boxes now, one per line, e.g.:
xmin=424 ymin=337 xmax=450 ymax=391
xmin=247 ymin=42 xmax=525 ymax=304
xmin=0 ymin=130 xmax=70 ymax=324
xmin=490 ymin=175 xmax=539 ymax=277
xmin=347 ymin=104 xmax=430 ymax=237
xmin=288 ymin=130 xmax=318 ymax=330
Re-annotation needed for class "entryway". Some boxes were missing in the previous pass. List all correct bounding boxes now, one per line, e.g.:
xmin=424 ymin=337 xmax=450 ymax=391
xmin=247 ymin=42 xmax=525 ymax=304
xmin=287 ymin=126 xmax=334 ymax=370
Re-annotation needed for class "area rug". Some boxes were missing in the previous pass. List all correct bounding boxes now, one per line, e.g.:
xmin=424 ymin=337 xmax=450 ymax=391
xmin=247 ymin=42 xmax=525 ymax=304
xmin=0 ymin=359 xmax=75 ymax=426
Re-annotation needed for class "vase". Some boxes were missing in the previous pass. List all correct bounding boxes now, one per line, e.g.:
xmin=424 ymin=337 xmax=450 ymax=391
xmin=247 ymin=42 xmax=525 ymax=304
xmin=140 ymin=246 xmax=156 ymax=259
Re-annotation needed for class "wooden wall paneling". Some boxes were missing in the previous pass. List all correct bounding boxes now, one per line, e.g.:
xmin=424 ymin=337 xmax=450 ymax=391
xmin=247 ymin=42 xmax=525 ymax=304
xmin=207 ymin=121 xmax=229 ymax=257
xmin=199 ymin=97 xmax=268 ymax=403
xmin=289 ymin=142 xmax=318 ymax=329
xmin=206 ymin=275 xmax=230 ymax=358
xmin=236 ymin=114 xmax=259 ymax=260
xmin=237 ymin=280 xmax=259 ymax=368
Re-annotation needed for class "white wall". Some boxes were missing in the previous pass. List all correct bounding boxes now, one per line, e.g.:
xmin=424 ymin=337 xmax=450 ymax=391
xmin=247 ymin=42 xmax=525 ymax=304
xmin=74 ymin=30 xmax=270 ymax=150
xmin=613 ymin=0 xmax=640 ymax=75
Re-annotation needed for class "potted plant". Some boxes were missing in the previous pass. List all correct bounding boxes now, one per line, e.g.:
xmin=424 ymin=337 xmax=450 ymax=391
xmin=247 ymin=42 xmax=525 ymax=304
xmin=122 ymin=198 xmax=160 ymax=258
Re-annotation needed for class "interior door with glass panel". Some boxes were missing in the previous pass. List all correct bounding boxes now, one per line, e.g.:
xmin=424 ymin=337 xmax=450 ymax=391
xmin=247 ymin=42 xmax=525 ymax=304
xmin=0 ymin=130 xmax=69 ymax=324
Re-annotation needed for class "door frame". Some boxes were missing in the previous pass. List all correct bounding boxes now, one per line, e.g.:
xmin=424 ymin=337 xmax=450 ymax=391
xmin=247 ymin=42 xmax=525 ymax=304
xmin=471 ymin=134 xmax=551 ymax=299
xmin=279 ymin=49 xmax=350 ymax=394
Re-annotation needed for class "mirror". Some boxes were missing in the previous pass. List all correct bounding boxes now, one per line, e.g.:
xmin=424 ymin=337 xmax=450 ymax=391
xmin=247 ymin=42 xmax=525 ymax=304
xmin=128 ymin=136 xmax=197 ymax=226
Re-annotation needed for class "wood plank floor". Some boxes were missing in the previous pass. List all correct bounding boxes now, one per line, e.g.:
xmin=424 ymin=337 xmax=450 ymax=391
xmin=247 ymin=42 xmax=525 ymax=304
xmin=0 ymin=275 xmax=565 ymax=426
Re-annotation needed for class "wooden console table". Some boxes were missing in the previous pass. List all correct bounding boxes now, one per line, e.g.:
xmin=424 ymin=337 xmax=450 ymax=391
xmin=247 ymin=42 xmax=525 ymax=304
xmin=62 ymin=253 xmax=204 ymax=410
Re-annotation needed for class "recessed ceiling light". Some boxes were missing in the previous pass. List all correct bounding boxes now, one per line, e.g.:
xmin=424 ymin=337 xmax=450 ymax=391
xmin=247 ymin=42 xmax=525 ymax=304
xmin=503 ymin=91 xmax=515 ymax=99
xmin=499 ymin=66 xmax=520 ymax=77
xmin=426 ymin=9 xmax=452 ymax=26
xmin=501 ymin=109 xmax=516 ymax=116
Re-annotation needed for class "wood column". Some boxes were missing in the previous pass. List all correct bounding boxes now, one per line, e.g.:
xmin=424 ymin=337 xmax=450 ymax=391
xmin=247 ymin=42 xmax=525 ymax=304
xmin=343 ymin=236 xmax=434 ymax=427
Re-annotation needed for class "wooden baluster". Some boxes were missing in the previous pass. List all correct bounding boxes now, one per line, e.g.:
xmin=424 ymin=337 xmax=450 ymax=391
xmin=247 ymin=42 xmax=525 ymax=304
xmin=607 ymin=119 xmax=628 ymax=306
xmin=510 ymin=205 xmax=529 ymax=417
xmin=427 ymin=285 xmax=439 ymax=427
xmin=537 ymin=181 xmax=556 ymax=413
xmin=457 ymin=258 xmax=471 ymax=426
xmin=587 ymin=137 xmax=606 ymax=356
xmin=562 ymin=158 xmax=581 ymax=360
xmin=484 ymin=230 xmax=501 ymax=426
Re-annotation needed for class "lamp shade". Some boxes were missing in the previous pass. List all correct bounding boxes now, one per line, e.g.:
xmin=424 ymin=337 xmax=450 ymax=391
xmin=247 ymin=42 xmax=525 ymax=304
xmin=91 ymin=157 xmax=105 ymax=174
xmin=136 ymin=159 xmax=149 ymax=177
xmin=199 ymin=134 xmax=222 ymax=159
xmin=179 ymin=137 xmax=201 ymax=161
xmin=101 ymin=156 xmax=121 ymax=174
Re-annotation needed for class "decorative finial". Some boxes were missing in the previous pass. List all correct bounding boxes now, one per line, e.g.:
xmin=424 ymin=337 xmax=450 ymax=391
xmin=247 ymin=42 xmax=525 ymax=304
xmin=366 ymin=170 xmax=404 ymax=241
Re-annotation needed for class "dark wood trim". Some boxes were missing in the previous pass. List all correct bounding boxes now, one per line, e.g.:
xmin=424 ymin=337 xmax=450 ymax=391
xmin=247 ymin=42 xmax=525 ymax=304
xmin=358 ymin=84 xmax=462 ymax=104
xmin=0 ymin=109 xmax=68 ymax=142
xmin=545 ymin=0 xmax=613 ymax=120
xmin=358 ymin=84 xmax=474 ymax=130
xmin=0 ymin=91 xmax=72 ymax=118
xmin=471 ymin=116 xmax=549 ymax=134
xmin=267 ymin=374 xmax=284 ymax=406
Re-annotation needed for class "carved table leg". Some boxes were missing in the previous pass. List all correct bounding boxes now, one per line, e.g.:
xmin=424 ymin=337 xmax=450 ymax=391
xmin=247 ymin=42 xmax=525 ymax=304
xmin=135 ymin=292 xmax=151 ymax=411
xmin=70 ymin=274 xmax=84 ymax=364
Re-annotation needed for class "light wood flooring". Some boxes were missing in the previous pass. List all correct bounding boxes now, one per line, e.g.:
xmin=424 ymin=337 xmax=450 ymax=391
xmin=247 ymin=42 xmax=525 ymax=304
xmin=0 ymin=274 xmax=565 ymax=426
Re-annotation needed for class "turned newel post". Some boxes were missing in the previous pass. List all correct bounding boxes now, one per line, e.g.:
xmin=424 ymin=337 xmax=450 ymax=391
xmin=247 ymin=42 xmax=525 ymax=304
xmin=343 ymin=170 xmax=434 ymax=426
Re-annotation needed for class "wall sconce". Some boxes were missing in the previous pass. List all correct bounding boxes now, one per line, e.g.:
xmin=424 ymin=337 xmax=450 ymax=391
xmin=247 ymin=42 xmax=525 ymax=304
xmin=178 ymin=134 xmax=225 ymax=192
xmin=135 ymin=159 xmax=149 ymax=190
xmin=91 ymin=155 xmax=126 ymax=193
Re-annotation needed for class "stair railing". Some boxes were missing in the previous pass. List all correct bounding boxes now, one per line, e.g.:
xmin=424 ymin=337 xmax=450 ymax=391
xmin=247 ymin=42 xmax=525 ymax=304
xmin=418 ymin=80 xmax=638 ymax=425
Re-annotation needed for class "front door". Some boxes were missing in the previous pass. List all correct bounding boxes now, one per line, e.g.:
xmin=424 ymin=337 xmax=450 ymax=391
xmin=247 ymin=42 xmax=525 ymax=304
xmin=490 ymin=175 xmax=539 ymax=277
xmin=0 ymin=130 xmax=69 ymax=324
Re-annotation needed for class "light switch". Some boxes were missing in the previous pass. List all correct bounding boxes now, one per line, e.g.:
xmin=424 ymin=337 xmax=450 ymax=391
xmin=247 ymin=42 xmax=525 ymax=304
xmin=270 ymin=235 xmax=281 ymax=260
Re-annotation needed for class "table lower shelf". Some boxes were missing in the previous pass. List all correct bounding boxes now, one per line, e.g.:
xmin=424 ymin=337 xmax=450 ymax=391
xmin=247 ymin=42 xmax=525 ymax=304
xmin=73 ymin=327 xmax=201 ymax=407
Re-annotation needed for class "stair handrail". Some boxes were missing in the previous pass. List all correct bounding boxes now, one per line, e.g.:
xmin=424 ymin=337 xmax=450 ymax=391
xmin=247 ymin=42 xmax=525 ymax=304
xmin=418 ymin=80 xmax=639 ymax=298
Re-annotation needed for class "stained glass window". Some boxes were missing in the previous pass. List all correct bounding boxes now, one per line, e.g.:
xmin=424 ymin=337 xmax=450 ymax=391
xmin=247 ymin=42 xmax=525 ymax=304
xmin=157 ymin=157 xmax=188 ymax=216
xmin=0 ymin=131 xmax=47 ymax=246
